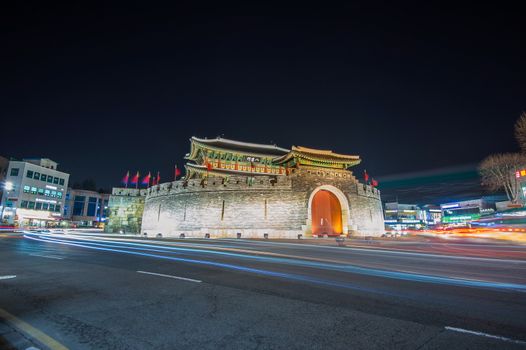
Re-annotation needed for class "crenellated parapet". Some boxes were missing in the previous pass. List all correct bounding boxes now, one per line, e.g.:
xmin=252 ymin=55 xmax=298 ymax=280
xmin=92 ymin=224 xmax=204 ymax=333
xmin=145 ymin=174 xmax=293 ymax=200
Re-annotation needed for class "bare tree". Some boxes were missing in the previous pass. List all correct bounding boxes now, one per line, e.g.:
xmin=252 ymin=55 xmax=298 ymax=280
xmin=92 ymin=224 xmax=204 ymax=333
xmin=514 ymin=112 xmax=526 ymax=153
xmin=479 ymin=153 xmax=526 ymax=203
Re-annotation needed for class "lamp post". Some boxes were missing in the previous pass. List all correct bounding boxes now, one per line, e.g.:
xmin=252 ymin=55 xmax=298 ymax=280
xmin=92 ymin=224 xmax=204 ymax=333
xmin=1 ymin=181 xmax=13 ymax=224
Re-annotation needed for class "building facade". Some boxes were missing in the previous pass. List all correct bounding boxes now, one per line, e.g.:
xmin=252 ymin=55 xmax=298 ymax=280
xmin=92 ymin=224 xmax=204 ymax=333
xmin=139 ymin=137 xmax=384 ymax=238
xmin=63 ymin=189 xmax=110 ymax=227
xmin=440 ymin=198 xmax=496 ymax=226
xmin=384 ymin=202 xmax=426 ymax=230
xmin=0 ymin=158 xmax=69 ymax=227
xmin=384 ymin=203 xmax=442 ymax=230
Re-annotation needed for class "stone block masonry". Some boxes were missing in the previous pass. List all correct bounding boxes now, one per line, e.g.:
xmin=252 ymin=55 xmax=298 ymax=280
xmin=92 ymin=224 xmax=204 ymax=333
xmin=141 ymin=167 xmax=384 ymax=239
xmin=105 ymin=188 xmax=147 ymax=234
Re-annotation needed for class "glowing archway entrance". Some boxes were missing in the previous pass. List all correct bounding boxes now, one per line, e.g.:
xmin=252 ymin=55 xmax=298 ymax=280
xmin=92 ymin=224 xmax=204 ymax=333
xmin=311 ymin=190 xmax=342 ymax=236
xmin=307 ymin=185 xmax=351 ymax=237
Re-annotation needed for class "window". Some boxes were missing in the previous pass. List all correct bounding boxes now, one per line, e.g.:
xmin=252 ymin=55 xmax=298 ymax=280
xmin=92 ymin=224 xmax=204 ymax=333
xmin=40 ymin=174 xmax=47 ymax=182
xmin=26 ymin=170 xmax=34 ymax=178
xmin=53 ymin=177 xmax=59 ymax=184
xmin=28 ymin=201 xmax=35 ymax=209
xmin=34 ymin=172 xmax=40 ymax=180
xmin=42 ymin=203 xmax=49 ymax=210
xmin=38 ymin=188 xmax=44 ymax=195
xmin=59 ymin=178 xmax=64 ymax=185
xmin=51 ymin=191 xmax=56 ymax=198
xmin=73 ymin=196 xmax=86 ymax=216
xmin=87 ymin=197 xmax=98 ymax=217
xmin=55 ymin=204 xmax=61 ymax=213
xmin=49 ymin=204 xmax=55 ymax=212
xmin=44 ymin=189 xmax=50 ymax=197
xmin=36 ymin=202 xmax=42 ymax=210
xmin=10 ymin=168 xmax=19 ymax=176
xmin=23 ymin=185 xmax=30 ymax=193
xmin=47 ymin=176 xmax=53 ymax=183
xmin=20 ymin=201 xmax=28 ymax=208
xmin=57 ymin=191 xmax=63 ymax=199
xmin=30 ymin=187 xmax=37 ymax=194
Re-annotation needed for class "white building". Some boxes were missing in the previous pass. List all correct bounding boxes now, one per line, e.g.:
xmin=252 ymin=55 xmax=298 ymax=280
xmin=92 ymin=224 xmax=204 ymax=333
xmin=0 ymin=158 xmax=70 ymax=227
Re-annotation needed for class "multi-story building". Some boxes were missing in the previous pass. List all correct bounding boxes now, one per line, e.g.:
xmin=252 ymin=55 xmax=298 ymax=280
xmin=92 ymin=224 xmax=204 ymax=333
xmin=440 ymin=198 xmax=496 ymax=226
xmin=384 ymin=202 xmax=426 ymax=230
xmin=0 ymin=158 xmax=69 ymax=227
xmin=63 ymin=188 xmax=110 ymax=227
xmin=421 ymin=204 xmax=442 ymax=226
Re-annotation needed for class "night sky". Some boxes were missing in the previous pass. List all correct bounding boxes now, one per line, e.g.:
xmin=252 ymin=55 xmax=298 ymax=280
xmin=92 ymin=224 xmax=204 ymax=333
xmin=2 ymin=3 xmax=525 ymax=199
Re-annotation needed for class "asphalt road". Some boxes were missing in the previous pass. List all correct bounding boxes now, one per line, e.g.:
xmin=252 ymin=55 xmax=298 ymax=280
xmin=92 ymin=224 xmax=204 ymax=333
xmin=1 ymin=232 xmax=525 ymax=349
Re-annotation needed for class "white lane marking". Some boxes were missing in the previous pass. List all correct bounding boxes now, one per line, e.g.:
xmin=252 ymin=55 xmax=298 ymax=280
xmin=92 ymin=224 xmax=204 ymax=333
xmin=137 ymin=270 xmax=202 ymax=283
xmin=445 ymin=326 xmax=526 ymax=344
xmin=29 ymin=254 xmax=64 ymax=260
xmin=0 ymin=275 xmax=16 ymax=280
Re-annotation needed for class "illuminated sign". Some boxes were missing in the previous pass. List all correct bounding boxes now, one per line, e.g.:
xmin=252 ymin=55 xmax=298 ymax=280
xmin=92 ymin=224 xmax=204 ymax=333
xmin=442 ymin=214 xmax=481 ymax=223
xmin=442 ymin=203 xmax=460 ymax=209
xmin=516 ymin=169 xmax=526 ymax=178
xmin=384 ymin=219 xmax=397 ymax=223
xmin=46 ymin=185 xmax=57 ymax=190
xmin=243 ymin=156 xmax=261 ymax=163
xmin=35 ymin=198 xmax=57 ymax=204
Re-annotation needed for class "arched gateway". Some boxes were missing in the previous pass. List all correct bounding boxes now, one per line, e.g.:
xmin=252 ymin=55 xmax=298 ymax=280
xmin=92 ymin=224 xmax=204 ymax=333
xmin=307 ymin=185 xmax=351 ymax=237
xmin=311 ymin=190 xmax=342 ymax=236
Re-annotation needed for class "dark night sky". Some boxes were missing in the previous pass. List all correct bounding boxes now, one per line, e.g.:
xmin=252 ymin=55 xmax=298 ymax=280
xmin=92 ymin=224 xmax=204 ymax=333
xmin=1 ymin=3 xmax=525 ymax=196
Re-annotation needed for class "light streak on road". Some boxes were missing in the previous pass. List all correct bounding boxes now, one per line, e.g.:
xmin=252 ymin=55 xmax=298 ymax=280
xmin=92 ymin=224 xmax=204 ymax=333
xmin=23 ymin=233 xmax=526 ymax=292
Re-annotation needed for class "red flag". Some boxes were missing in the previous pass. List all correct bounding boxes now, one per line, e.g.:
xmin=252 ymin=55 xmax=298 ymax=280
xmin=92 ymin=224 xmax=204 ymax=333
xmin=141 ymin=172 xmax=151 ymax=186
xmin=364 ymin=170 xmax=369 ymax=183
xmin=130 ymin=171 xmax=140 ymax=188
xmin=156 ymin=171 xmax=160 ymax=185
xmin=122 ymin=171 xmax=130 ymax=187
xmin=371 ymin=178 xmax=378 ymax=187
xmin=174 ymin=165 xmax=181 ymax=179
xmin=207 ymin=162 xmax=213 ymax=171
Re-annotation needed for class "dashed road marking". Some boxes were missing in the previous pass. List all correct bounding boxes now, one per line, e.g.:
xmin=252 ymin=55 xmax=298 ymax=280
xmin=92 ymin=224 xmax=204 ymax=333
xmin=0 ymin=275 xmax=16 ymax=280
xmin=137 ymin=270 xmax=202 ymax=283
xmin=445 ymin=326 xmax=526 ymax=345
xmin=29 ymin=254 xmax=64 ymax=260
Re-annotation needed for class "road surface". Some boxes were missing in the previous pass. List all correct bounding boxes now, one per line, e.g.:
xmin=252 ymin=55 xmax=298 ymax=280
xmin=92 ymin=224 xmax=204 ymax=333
xmin=1 ymin=232 xmax=525 ymax=349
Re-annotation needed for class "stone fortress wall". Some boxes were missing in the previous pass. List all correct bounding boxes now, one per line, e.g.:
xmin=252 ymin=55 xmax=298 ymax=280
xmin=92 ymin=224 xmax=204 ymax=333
xmin=105 ymin=188 xmax=147 ymax=234
xmin=141 ymin=167 xmax=384 ymax=239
